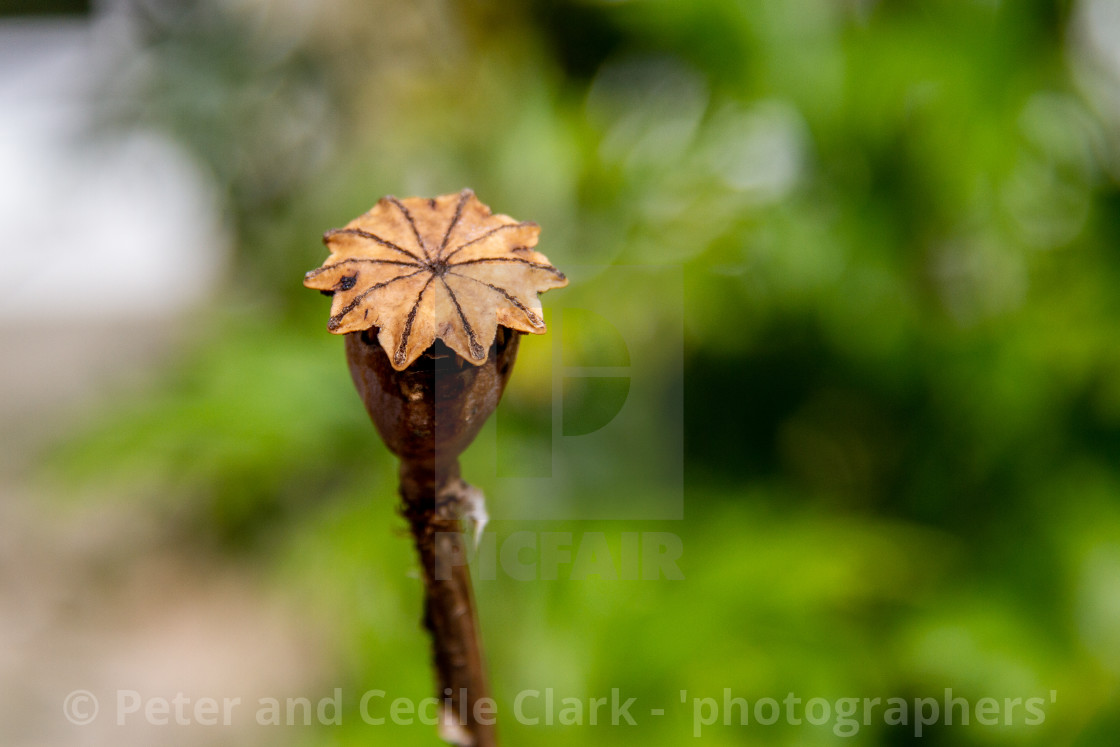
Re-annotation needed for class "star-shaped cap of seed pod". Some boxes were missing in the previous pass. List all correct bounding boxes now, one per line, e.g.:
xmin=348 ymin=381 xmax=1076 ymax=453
xmin=304 ymin=189 xmax=568 ymax=371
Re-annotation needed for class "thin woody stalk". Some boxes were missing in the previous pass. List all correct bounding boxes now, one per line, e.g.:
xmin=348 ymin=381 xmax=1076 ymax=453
xmin=399 ymin=461 xmax=493 ymax=745
xmin=306 ymin=190 xmax=564 ymax=746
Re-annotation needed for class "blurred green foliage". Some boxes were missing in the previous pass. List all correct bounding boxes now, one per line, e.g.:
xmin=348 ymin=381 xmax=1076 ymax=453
xmin=45 ymin=0 xmax=1120 ymax=743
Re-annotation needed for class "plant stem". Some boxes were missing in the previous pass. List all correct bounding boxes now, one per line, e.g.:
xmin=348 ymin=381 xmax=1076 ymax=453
xmin=400 ymin=459 xmax=496 ymax=747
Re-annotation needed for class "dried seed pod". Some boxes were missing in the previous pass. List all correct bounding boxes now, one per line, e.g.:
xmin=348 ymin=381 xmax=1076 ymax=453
xmin=305 ymin=190 xmax=566 ymax=747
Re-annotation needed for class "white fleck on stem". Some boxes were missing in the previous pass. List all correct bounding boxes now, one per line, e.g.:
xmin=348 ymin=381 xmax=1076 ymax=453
xmin=437 ymin=478 xmax=489 ymax=550
xmin=439 ymin=705 xmax=476 ymax=747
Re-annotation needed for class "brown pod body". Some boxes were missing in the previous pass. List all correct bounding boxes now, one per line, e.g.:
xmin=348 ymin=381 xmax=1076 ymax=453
xmin=345 ymin=327 xmax=520 ymax=470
